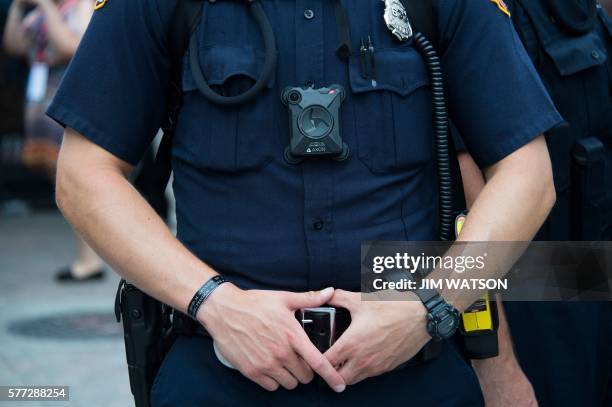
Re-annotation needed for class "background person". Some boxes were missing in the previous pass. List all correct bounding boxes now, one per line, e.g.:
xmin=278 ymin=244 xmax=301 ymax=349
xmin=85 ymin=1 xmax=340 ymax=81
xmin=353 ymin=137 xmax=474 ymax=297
xmin=459 ymin=1 xmax=612 ymax=405
xmin=2 ymin=0 xmax=104 ymax=281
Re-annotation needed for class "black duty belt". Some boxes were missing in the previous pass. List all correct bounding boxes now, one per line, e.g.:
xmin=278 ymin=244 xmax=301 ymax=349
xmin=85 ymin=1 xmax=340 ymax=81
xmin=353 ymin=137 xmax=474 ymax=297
xmin=172 ymin=306 xmax=444 ymax=362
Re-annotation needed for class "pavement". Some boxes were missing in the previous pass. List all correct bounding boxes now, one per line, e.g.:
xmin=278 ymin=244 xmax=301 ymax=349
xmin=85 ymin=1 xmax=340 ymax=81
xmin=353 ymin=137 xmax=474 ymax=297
xmin=0 ymin=211 xmax=132 ymax=406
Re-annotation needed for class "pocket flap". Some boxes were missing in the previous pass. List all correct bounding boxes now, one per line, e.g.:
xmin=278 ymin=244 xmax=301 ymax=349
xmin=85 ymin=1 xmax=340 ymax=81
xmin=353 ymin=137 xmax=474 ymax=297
xmin=348 ymin=45 xmax=429 ymax=96
xmin=542 ymin=31 xmax=607 ymax=76
xmin=183 ymin=45 xmax=276 ymax=92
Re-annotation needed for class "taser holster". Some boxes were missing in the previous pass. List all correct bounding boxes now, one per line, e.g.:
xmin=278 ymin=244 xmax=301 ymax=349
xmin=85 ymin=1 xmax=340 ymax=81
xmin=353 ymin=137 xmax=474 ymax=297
xmin=459 ymin=293 xmax=500 ymax=359
xmin=452 ymin=213 xmax=499 ymax=359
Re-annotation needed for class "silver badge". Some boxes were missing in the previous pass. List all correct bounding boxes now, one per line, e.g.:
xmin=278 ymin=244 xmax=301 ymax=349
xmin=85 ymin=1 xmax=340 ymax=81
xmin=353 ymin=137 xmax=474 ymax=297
xmin=382 ymin=0 xmax=413 ymax=42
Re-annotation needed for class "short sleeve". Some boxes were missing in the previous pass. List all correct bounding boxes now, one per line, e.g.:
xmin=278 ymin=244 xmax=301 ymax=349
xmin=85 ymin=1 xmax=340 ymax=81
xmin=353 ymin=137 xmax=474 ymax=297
xmin=47 ymin=0 xmax=175 ymax=165
xmin=437 ymin=0 xmax=564 ymax=168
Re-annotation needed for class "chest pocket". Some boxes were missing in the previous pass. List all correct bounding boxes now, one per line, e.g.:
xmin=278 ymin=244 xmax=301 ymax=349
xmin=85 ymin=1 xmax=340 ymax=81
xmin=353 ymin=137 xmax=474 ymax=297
xmin=517 ymin=1 xmax=609 ymax=77
xmin=175 ymin=45 xmax=278 ymax=173
xmin=349 ymin=43 xmax=433 ymax=174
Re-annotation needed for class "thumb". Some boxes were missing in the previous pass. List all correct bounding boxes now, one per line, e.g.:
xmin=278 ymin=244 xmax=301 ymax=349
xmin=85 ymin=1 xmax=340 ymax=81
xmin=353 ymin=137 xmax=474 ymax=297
xmin=327 ymin=289 xmax=358 ymax=310
xmin=285 ymin=287 xmax=334 ymax=309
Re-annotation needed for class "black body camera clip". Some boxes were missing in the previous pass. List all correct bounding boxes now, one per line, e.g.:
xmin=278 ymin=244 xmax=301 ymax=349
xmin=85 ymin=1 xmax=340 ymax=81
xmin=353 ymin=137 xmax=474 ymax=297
xmin=282 ymin=85 xmax=350 ymax=164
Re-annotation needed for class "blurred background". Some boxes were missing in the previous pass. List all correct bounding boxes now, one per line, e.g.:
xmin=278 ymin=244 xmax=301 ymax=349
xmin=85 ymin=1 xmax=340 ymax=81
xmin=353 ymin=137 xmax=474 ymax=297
xmin=0 ymin=0 xmax=133 ymax=405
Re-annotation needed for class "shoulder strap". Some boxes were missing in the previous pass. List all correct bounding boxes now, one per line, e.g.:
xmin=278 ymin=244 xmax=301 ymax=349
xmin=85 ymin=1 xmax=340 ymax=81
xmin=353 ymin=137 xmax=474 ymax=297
xmin=134 ymin=0 xmax=203 ymax=193
xmin=167 ymin=0 xmax=204 ymax=103
xmin=400 ymin=0 xmax=439 ymax=49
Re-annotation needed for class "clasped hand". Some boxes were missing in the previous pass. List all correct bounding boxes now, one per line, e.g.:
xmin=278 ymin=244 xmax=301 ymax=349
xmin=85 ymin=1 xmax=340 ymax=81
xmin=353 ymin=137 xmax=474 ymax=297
xmin=324 ymin=290 xmax=431 ymax=385
xmin=198 ymin=285 xmax=430 ymax=392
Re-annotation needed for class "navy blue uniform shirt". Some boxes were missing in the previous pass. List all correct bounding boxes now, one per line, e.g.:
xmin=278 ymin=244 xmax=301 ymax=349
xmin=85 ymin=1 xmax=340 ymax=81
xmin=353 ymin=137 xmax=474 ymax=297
xmin=48 ymin=0 xmax=562 ymax=292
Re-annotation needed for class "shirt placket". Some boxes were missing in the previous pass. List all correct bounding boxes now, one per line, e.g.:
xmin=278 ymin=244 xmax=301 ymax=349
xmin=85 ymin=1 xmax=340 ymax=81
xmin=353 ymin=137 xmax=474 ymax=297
xmin=296 ymin=0 xmax=337 ymax=291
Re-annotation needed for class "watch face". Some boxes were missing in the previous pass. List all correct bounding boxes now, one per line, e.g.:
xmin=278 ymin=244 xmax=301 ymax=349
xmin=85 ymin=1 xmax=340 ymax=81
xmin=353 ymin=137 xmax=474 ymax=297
xmin=428 ymin=305 xmax=459 ymax=340
xmin=437 ymin=313 xmax=459 ymax=338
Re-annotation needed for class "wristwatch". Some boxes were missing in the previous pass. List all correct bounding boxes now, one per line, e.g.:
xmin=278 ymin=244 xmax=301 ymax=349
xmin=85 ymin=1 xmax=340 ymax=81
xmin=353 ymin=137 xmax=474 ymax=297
xmin=414 ymin=287 xmax=460 ymax=341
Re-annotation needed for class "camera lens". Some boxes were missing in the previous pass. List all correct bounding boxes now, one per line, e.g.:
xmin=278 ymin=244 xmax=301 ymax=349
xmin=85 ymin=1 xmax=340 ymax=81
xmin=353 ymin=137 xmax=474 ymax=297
xmin=297 ymin=106 xmax=334 ymax=140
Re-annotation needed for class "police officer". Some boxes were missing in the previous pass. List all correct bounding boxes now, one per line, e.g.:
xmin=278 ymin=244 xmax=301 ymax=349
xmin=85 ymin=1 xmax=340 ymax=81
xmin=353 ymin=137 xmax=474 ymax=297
xmin=50 ymin=0 xmax=562 ymax=405
xmin=458 ymin=1 xmax=612 ymax=406
xmin=503 ymin=2 xmax=612 ymax=406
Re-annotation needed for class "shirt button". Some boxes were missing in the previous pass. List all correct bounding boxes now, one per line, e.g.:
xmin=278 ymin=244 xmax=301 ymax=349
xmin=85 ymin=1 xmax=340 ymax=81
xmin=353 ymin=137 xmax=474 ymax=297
xmin=591 ymin=50 xmax=600 ymax=60
xmin=313 ymin=220 xmax=324 ymax=231
xmin=304 ymin=9 xmax=315 ymax=20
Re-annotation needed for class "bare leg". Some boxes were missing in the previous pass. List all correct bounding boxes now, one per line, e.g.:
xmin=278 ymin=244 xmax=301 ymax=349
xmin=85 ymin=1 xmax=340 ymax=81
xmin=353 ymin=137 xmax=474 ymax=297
xmin=69 ymin=234 xmax=105 ymax=278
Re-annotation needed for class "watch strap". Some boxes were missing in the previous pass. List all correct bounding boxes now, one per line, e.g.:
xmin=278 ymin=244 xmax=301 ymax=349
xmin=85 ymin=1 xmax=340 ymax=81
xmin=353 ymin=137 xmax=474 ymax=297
xmin=414 ymin=286 xmax=459 ymax=341
xmin=414 ymin=286 xmax=441 ymax=309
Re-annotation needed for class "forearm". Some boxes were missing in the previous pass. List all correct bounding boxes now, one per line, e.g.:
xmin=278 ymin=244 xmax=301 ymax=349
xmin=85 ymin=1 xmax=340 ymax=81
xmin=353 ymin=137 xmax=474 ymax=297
xmin=471 ymin=298 xmax=537 ymax=406
xmin=473 ymin=296 xmax=516 ymax=367
xmin=439 ymin=137 xmax=556 ymax=310
xmin=56 ymin=130 xmax=217 ymax=313
xmin=3 ymin=2 xmax=30 ymax=57
xmin=458 ymin=164 xmax=553 ymax=243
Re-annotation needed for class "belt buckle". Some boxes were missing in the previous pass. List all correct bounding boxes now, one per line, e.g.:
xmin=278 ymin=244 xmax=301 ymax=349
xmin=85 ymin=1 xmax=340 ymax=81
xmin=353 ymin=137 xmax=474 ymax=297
xmin=300 ymin=307 xmax=337 ymax=351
